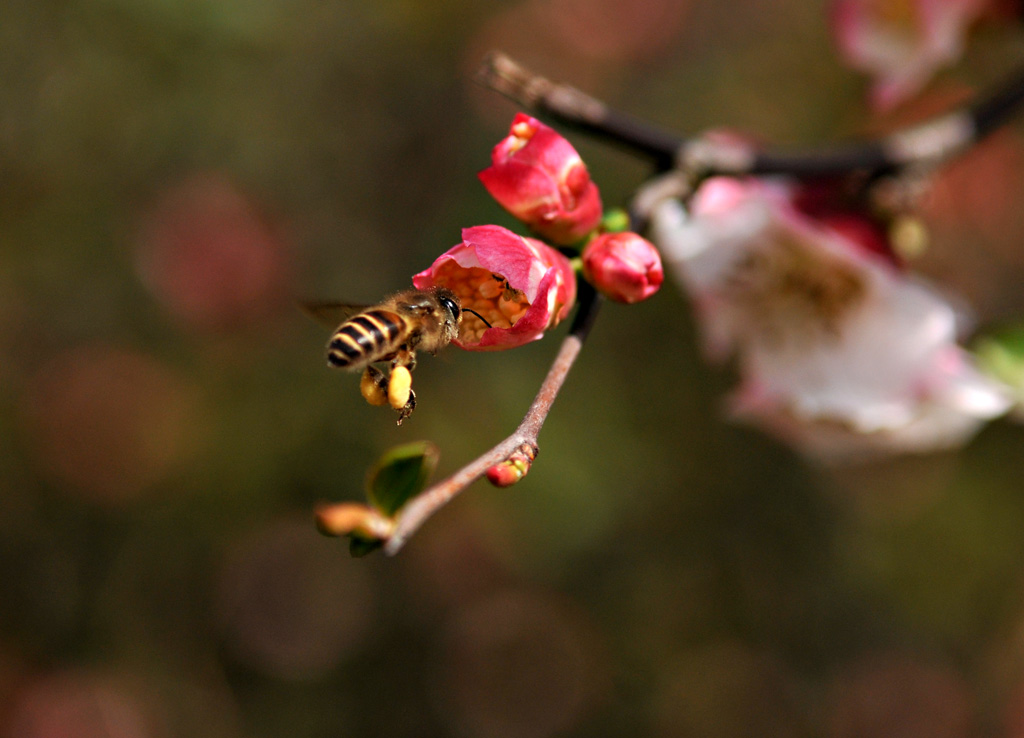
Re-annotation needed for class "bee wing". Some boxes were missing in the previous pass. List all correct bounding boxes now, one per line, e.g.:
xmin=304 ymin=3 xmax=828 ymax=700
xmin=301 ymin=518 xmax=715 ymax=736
xmin=300 ymin=301 xmax=370 ymax=328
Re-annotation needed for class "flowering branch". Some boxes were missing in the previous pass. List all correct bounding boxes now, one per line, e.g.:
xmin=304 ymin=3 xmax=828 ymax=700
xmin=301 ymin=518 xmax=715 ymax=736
xmin=472 ymin=47 xmax=1019 ymax=464
xmin=476 ymin=51 xmax=1024 ymax=178
xmin=384 ymin=282 xmax=602 ymax=555
xmin=387 ymin=282 xmax=602 ymax=552
xmin=325 ymin=24 xmax=1024 ymax=555
xmin=316 ymin=112 xmax=659 ymax=555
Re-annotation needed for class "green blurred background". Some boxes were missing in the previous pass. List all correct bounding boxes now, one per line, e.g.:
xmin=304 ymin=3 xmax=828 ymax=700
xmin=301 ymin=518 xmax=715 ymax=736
xmin=4 ymin=0 xmax=1024 ymax=735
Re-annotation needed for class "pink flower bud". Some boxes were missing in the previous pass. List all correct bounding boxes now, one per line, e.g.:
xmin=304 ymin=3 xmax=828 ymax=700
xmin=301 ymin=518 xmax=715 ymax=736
xmin=485 ymin=443 xmax=537 ymax=487
xmin=582 ymin=232 xmax=664 ymax=304
xmin=479 ymin=113 xmax=603 ymax=245
xmin=486 ymin=461 xmax=525 ymax=487
xmin=413 ymin=225 xmax=576 ymax=350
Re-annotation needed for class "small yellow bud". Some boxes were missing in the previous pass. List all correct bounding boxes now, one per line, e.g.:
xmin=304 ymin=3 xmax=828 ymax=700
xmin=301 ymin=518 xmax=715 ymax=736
xmin=360 ymin=367 xmax=388 ymax=406
xmin=315 ymin=502 xmax=395 ymax=540
xmin=388 ymin=365 xmax=413 ymax=410
xmin=891 ymin=216 xmax=928 ymax=261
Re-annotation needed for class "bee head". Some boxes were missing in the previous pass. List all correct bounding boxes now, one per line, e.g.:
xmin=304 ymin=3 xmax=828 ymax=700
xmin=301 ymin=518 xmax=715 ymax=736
xmin=437 ymin=290 xmax=460 ymax=324
xmin=428 ymin=287 xmax=461 ymax=347
xmin=436 ymin=287 xmax=491 ymax=336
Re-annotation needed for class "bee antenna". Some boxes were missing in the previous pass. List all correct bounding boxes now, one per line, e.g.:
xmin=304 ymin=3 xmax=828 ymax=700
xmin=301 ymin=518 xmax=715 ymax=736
xmin=462 ymin=308 xmax=492 ymax=328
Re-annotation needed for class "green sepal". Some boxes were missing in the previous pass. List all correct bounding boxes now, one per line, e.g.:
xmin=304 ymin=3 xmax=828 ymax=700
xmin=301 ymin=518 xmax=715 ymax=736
xmin=601 ymin=208 xmax=630 ymax=233
xmin=365 ymin=441 xmax=440 ymax=517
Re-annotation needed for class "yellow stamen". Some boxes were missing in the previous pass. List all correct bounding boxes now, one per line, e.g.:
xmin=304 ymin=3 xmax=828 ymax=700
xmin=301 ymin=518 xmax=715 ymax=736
xmin=432 ymin=264 xmax=536 ymax=342
xmin=478 ymin=279 xmax=502 ymax=299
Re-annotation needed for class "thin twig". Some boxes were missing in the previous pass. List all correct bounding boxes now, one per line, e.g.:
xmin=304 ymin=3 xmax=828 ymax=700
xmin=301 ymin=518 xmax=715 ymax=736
xmin=477 ymin=51 xmax=1024 ymax=178
xmin=385 ymin=283 xmax=603 ymax=555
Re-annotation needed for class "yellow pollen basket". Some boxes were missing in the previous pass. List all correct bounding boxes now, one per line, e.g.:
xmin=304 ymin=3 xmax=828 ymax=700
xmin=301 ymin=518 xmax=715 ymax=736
xmin=387 ymin=366 xmax=413 ymax=410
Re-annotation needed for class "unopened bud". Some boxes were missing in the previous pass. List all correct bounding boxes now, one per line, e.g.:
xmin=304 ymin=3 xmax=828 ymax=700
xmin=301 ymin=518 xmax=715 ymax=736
xmin=315 ymin=502 xmax=395 ymax=540
xmin=485 ymin=442 xmax=537 ymax=488
xmin=582 ymin=231 xmax=664 ymax=304
xmin=890 ymin=216 xmax=928 ymax=260
xmin=478 ymin=113 xmax=602 ymax=245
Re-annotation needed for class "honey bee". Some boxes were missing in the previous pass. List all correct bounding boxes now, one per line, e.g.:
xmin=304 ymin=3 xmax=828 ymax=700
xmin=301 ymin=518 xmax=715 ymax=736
xmin=305 ymin=287 xmax=489 ymax=423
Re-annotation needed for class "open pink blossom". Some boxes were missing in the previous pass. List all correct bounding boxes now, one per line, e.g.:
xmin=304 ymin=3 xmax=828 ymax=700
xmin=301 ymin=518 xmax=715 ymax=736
xmin=412 ymin=225 xmax=576 ymax=351
xmin=831 ymin=0 xmax=987 ymax=110
xmin=649 ymin=176 xmax=1012 ymax=458
xmin=479 ymin=113 xmax=603 ymax=245
xmin=582 ymin=231 xmax=664 ymax=304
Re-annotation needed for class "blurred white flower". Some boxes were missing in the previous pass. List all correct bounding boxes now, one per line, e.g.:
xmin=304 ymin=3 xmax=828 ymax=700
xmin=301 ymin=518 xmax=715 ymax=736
xmin=830 ymin=0 xmax=986 ymax=110
xmin=650 ymin=176 xmax=1011 ymax=459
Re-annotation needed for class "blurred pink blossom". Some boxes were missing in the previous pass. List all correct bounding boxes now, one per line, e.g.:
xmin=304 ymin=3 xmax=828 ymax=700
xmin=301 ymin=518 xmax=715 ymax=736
xmin=830 ymin=0 xmax=987 ymax=110
xmin=216 ymin=519 xmax=374 ymax=679
xmin=134 ymin=173 xmax=291 ymax=332
xmin=463 ymin=0 xmax=692 ymax=114
xmin=826 ymin=652 xmax=976 ymax=737
xmin=7 ymin=669 xmax=159 ymax=738
xmin=413 ymin=225 xmax=576 ymax=350
xmin=18 ymin=345 xmax=197 ymax=503
xmin=650 ymin=176 xmax=1011 ymax=458
xmin=924 ymin=129 xmax=1024 ymax=239
xmin=540 ymin=0 xmax=693 ymax=63
xmin=433 ymin=589 xmax=609 ymax=738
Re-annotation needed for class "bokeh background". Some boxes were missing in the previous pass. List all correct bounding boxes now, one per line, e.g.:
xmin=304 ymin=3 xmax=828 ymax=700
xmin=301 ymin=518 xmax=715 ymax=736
xmin=4 ymin=0 xmax=1024 ymax=736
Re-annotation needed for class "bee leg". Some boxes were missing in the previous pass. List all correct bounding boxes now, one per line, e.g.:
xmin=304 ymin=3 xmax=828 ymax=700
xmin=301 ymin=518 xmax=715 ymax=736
xmin=396 ymin=388 xmax=416 ymax=425
xmin=392 ymin=347 xmax=417 ymax=372
xmin=360 ymin=366 xmax=389 ymax=406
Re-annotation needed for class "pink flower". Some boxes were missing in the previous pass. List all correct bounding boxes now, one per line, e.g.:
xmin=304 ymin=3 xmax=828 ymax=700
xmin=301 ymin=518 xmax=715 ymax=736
xmin=479 ymin=113 xmax=603 ymax=245
xmin=412 ymin=225 xmax=577 ymax=351
xmin=582 ymin=231 xmax=664 ymax=304
xmin=649 ymin=176 xmax=1012 ymax=458
xmin=831 ymin=0 xmax=987 ymax=110
xmin=729 ymin=349 xmax=1012 ymax=460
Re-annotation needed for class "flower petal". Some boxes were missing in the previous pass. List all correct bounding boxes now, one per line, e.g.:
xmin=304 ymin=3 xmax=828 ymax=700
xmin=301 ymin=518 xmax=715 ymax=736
xmin=412 ymin=225 xmax=576 ymax=351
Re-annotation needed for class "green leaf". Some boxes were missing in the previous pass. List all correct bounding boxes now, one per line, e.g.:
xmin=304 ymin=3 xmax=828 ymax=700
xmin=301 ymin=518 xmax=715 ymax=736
xmin=365 ymin=441 xmax=439 ymax=516
xmin=974 ymin=325 xmax=1024 ymax=391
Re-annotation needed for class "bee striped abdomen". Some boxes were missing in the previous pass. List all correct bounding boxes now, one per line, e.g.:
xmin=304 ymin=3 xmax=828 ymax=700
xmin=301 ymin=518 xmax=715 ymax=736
xmin=327 ymin=309 xmax=405 ymax=369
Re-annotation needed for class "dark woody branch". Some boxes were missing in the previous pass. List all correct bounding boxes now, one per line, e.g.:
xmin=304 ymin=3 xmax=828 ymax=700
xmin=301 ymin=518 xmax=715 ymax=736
xmin=477 ymin=51 xmax=1024 ymax=179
